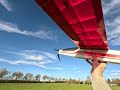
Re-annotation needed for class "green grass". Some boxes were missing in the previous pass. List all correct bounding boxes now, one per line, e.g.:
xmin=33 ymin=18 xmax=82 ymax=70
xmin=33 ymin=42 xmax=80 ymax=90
xmin=0 ymin=83 xmax=119 ymax=90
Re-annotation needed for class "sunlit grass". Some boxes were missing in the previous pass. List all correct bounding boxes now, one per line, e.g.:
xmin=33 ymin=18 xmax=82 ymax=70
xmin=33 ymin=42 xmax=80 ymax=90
xmin=0 ymin=83 xmax=119 ymax=90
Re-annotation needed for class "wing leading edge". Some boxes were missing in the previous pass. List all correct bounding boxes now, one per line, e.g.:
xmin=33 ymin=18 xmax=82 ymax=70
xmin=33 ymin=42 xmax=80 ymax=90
xmin=35 ymin=0 xmax=108 ymax=50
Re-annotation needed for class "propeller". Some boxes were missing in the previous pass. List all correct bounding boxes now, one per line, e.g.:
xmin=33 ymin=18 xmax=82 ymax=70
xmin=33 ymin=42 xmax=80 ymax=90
xmin=54 ymin=49 xmax=61 ymax=61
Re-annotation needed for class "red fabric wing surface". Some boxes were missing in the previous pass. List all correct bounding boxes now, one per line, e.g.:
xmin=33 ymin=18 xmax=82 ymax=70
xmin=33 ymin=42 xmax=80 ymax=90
xmin=35 ymin=0 xmax=108 ymax=50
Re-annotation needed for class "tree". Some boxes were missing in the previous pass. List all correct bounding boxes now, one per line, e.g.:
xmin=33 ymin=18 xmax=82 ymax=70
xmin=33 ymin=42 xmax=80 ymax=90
xmin=24 ymin=73 xmax=33 ymax=81
xmin=42 ymin=75 xmax=48 ymax=81
xmin=85 ymin=76 xmax=91 ymax=85
xmin=59 ymin=78 xmax=62 ymax=82
xmin=35 ymin=74 xmax=41 ymax=81
xmin=78 ymin=78 xmax=81 ymax=84
xmin=112 ymin=78 xmax=120 ymax=85
xmin=0 ymin=68 xmax=9 ymax=79
xmin=69 ymin=78 xmax=72 ymax=83
xmin=12 ymin=71 xmax=23 ymax=80
xmin=107 ymin=79 xmax=111 ymax=84
xmin=62 ymin=78 xmax=66 ymax=81
xmin=54 ymin=78 xmax=58 ymax=82
xmin=50 ymin=77 xmax=55 ymax=82
xmin=47 ymin=76 xmax=51 ymax=82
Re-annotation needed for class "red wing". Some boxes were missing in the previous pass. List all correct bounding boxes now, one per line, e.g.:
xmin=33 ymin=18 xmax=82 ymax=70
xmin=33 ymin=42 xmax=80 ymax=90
xmin=35 ymin=0 xmax=108 ymax=50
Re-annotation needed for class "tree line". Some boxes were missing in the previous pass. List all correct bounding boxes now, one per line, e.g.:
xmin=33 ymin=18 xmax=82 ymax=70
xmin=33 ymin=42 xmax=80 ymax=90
xmin=0 ymin=68 xmax=90 ymax=84
xmin=0 ymin=68 xmax=119 ymax=85
xmin=0 ymin=68 xmax=40 ymax=81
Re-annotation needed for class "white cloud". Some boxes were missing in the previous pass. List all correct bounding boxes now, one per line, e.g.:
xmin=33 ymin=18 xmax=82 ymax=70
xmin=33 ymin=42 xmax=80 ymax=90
xmin=11 ymin=52 xmax=45 ymax=61
xmin=10 ymin=50 xmax=57 ymax=61
xmin=0 ymin=50 xmax=61 ymax=70
xmin=105 ymin=16 xmax=120 ymax=46
xmin=0 ymin=0 xmax=12 ymax=12
xmin=42 ymin=52 xmax=57 ymax=60
xmin=48 ymin=67 xmax=63 ymax=70
xmin=102 ymin=0 xmax=120 ymax=46
xmin=105 ymin=70 xmax=120 ymax=78
xmin=0 ymin=20 xmax=57 ymax=40
xmin=102 ymin=0 xmax=120 ymax=15
xmin=111 ymin=70 xmax=120 ymax=73
xmin=0 ymin=58 xmax=47 ymax=69
xmin=0 ymin=57 xmax=62 ymax=70
xmin=75 ymin=71 xmax=81 ymax=74
xmin=0 ymin=58 xmax=11 ymax=63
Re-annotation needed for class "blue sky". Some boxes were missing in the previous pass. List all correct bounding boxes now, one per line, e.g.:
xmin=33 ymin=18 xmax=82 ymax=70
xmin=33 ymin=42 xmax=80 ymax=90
xmin=0 ymin=0 xmax=120 ymax=80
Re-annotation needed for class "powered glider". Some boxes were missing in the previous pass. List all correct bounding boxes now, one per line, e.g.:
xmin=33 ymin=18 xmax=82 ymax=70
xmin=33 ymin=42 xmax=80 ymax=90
xmin=35 ymin=0 xmax=120 ymax=64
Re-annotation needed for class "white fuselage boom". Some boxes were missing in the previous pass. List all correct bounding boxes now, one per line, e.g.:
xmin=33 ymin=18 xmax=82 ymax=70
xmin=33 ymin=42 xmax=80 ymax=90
xmin=58 ymin=48 xmax=120 ymax=64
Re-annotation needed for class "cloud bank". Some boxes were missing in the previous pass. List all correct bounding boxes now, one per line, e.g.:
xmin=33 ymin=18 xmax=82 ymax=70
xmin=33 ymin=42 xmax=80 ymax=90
xmin=102 ymin=0 xmax=120 ymax=46
xmin=0 ymin=50 xmax=63 ymax=70
xmin=0 ymin=20 xmax=57 ymax=40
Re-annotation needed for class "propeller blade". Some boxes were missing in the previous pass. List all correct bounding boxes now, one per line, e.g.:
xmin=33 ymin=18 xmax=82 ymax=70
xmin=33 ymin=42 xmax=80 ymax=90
xmin=54 ymin=49 xmax=59 ymax=51
xmin=57 ymin=54 xmax=60 ymax=61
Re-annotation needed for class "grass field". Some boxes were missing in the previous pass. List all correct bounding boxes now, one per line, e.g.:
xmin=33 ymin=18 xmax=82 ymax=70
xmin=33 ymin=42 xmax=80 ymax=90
xmin=0 ymin=83 xmax=119 ymax=90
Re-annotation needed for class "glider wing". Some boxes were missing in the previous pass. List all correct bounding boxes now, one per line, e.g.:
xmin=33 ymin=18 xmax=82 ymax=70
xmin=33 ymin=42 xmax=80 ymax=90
xmin=35 ymin=0 xmax=108 ymax=50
